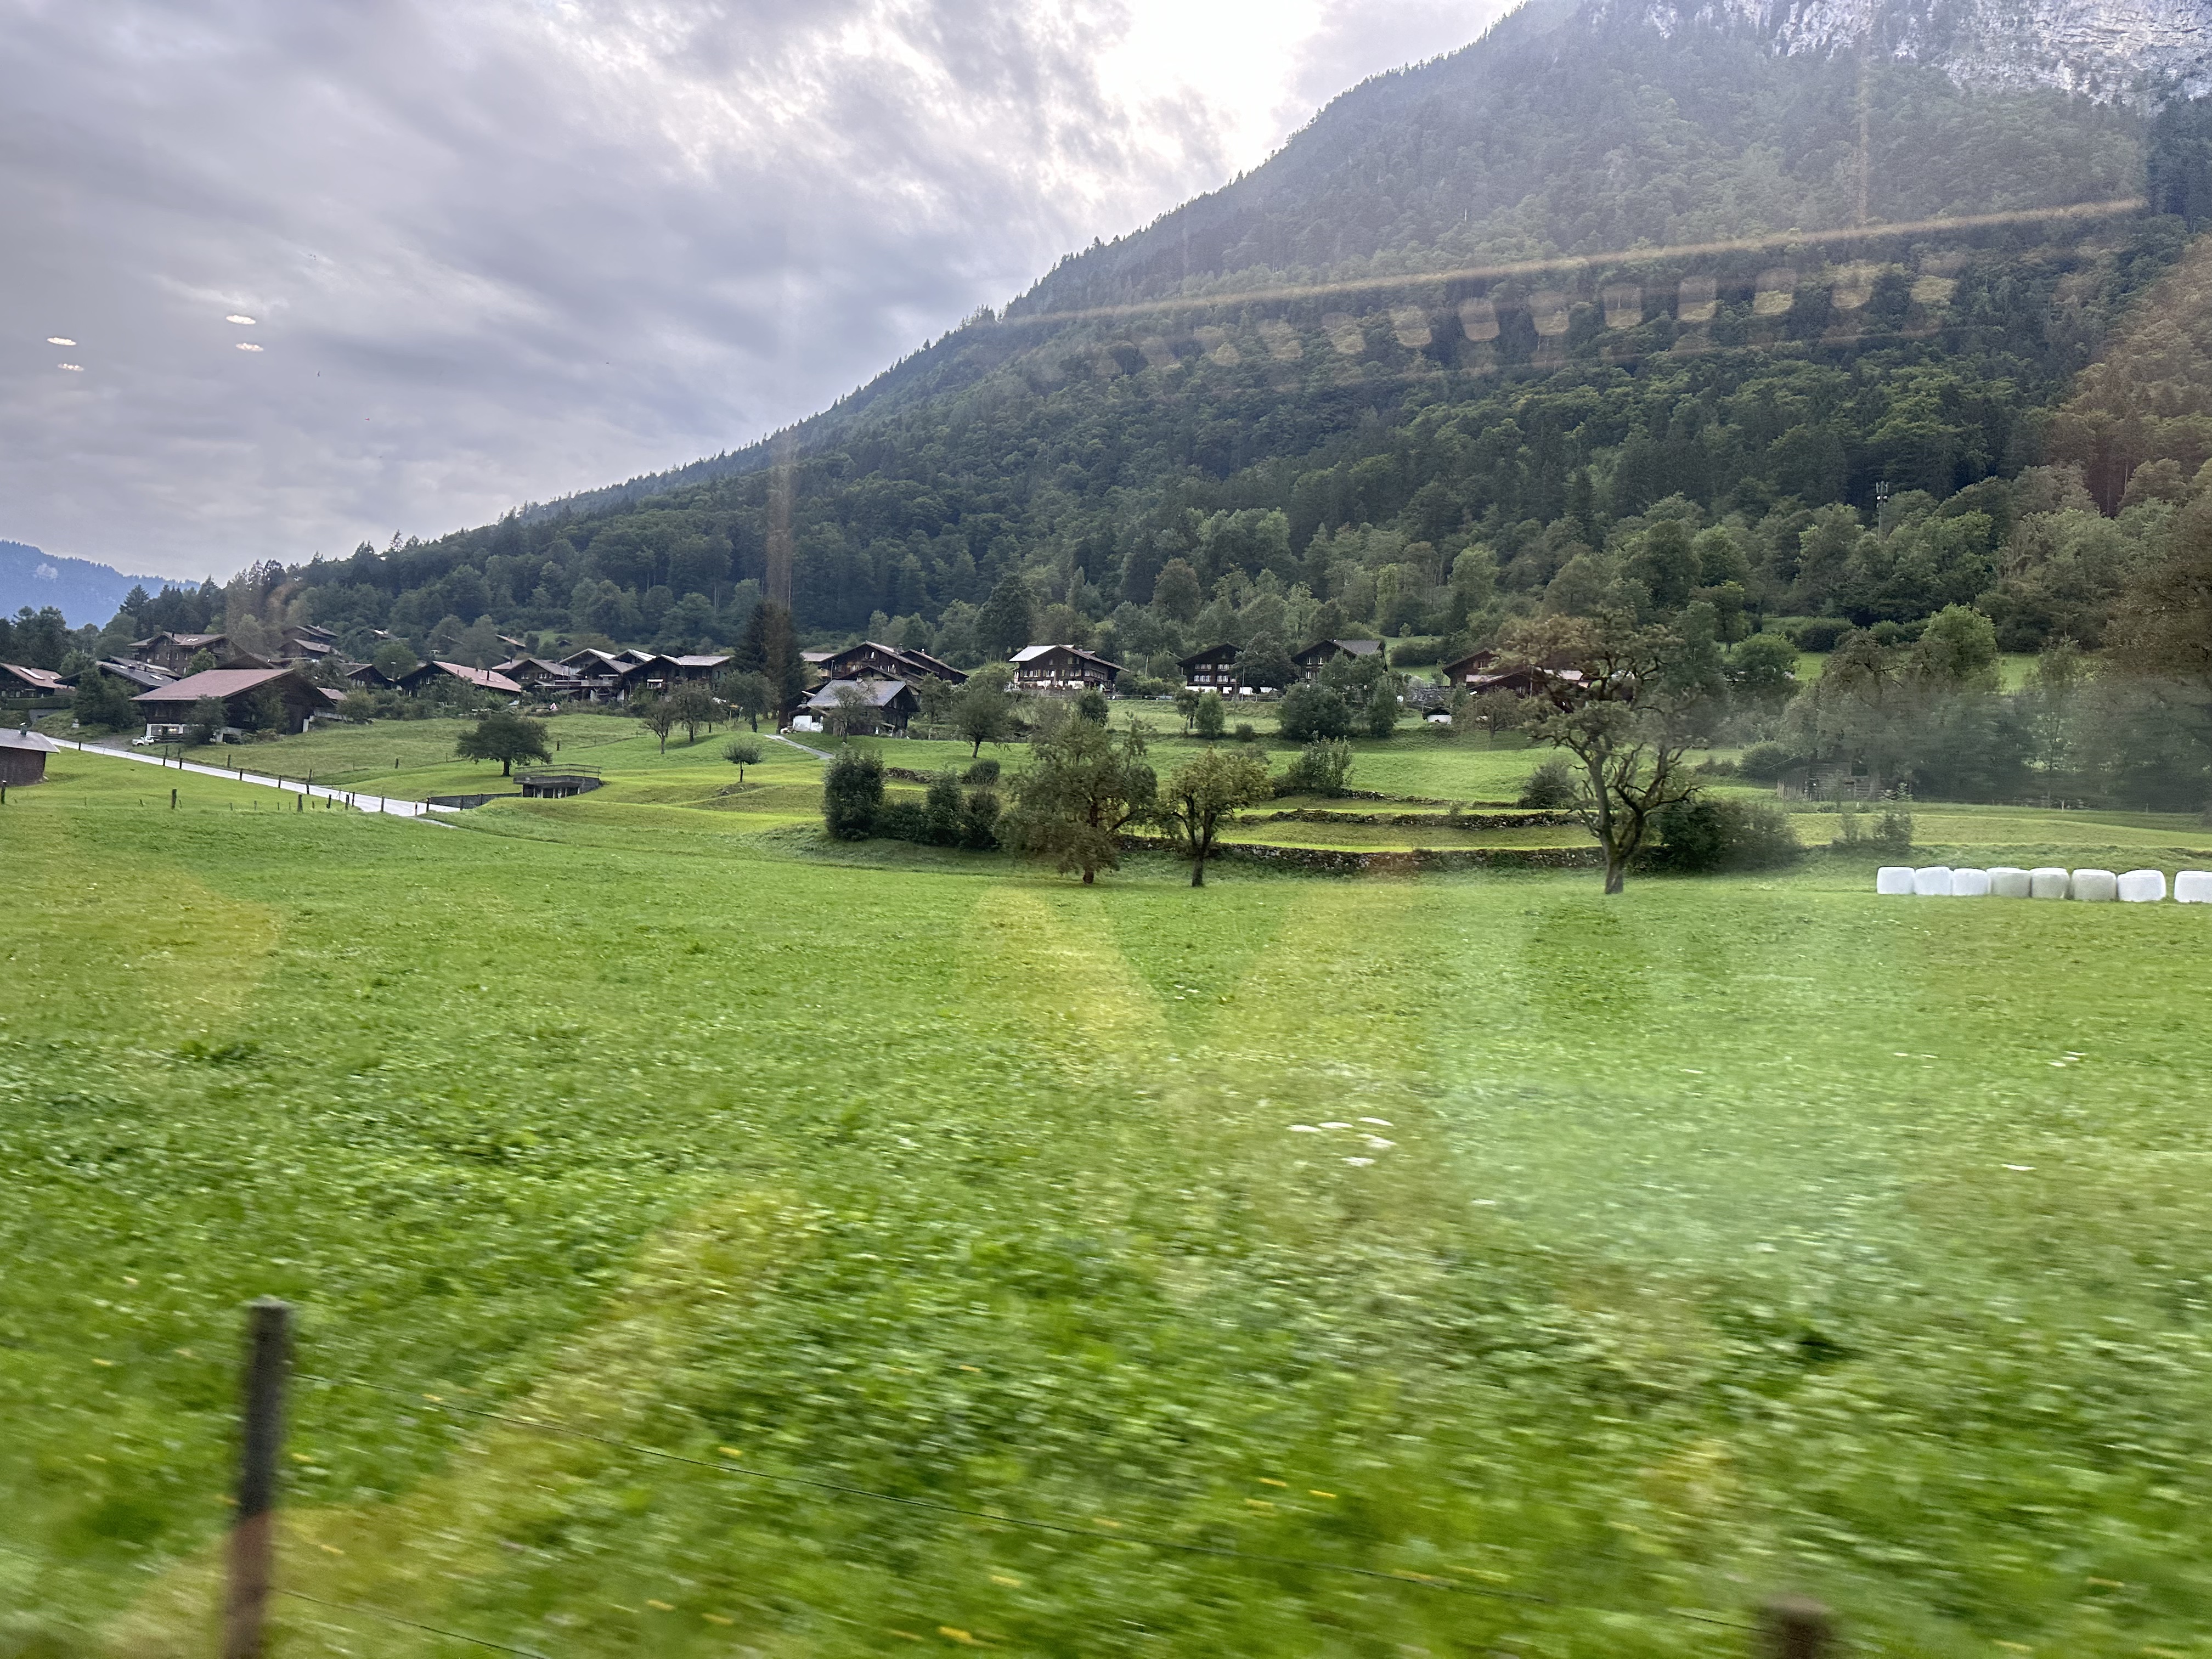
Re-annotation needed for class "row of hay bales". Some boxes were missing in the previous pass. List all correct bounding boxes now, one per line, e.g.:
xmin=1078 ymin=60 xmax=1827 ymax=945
xmin=1876 ymin=866 xmax=2212 ymax=902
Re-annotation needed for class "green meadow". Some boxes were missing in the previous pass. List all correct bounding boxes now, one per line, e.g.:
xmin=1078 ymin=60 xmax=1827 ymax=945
xmin=10 ymin=736 xmax=2212 ymax=1656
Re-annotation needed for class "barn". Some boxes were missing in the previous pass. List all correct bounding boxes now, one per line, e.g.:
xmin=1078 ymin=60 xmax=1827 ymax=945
xmin=0 ymin=727 xmax=57 ymax=787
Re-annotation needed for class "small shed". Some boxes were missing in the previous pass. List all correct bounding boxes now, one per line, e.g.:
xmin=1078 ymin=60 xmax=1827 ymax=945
xmin=0 ymin=727 xmax=57 ymax=786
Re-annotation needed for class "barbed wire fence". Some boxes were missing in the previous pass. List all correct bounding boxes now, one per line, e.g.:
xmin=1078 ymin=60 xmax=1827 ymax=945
xmin=21 ymin=1301 xmax=1839 ymax=1657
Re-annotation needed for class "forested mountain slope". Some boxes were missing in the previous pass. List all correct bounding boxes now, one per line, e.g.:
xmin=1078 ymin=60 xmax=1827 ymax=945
xmin=70 ymin=0 xmax=2212 ymax=682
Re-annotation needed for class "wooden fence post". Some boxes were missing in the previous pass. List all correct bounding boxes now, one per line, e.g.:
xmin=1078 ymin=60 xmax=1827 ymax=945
xmin=223 ymin=1298 xmax=293 ymax=1659
xmin=1758 ymin=1595 xmax=1834 ymax=1658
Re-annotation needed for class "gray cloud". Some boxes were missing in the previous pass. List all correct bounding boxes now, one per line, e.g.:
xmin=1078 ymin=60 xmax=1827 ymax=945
xmin=0 ymin=0 xmax=1504 ymax=582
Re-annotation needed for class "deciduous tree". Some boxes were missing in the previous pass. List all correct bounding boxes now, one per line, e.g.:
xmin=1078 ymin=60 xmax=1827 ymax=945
xmin=717 ymin=669 xmax=775 ymax=731
xmin=723 ymin=734 xmax=765 ymax=781
xmin=1501 ymin=610 xmax=1725 ymax=894
xmin=455 ymin=710 xmax=552 ymax=776
xmin=633 ymin=692 xmax=679 ymax=753
xmin=1001 ymin=718 xmax=1155 ymax=884
xmin=1156 ymin=747 xmax=1272 ymax=886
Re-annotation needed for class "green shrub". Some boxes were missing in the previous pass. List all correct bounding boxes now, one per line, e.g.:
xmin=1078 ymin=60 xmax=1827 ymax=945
xmin=1517 ymin=755 xmax=1579 ymax=809
xmin=1738 ymin=741 xmax=1796 ymax=782
xmin=1282 ymin=739 xmax=1355 ymax=796
xmin=1232 ymin=722 xmax=1258 ymax=743
xmin=963 ymin=757 xmax=1001 ymax=786
xmin=1871 ymin=808 xmax=1914 ymax=853
xmin=923 ymin=774 xmax=964 ymax=845
xmin=822 ymin=748 xmax=884 ymax=839
xmin=1388 ymin=639 xmax=1441 ymax=666
xmin=1277 ymin=682 xmax=1352 ymax=743
xmin=1787 ymin=618 xmax=1853 ymax=651
xmin=1647 ymin=793 xmax=1804 ymax=872
xmin=960 ymin=787 xmax=1002 ymax=849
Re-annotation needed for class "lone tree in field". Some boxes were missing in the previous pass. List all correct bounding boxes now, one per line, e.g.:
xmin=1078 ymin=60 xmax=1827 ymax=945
xmin=718 ymin=669 xmax=775 ymax=731
xmin=1001 ymin=716 xmax=1156 ymax=884
xmin=723 ymin=735 xmax=765 ymax=781
xmin=633 ymin=692 xmax=680 ymax=753
xmin=1500 ymin=609 xmax=1725 ymax=895
xmin=455 ymin=710 xmax=552 ymax=776
xmin=1193 ymin=690 xmax=1227 ymax=739
xmin=1156 ymin=747 xmax=1273 ymax=886
xmin=665 ymin=681 xmax=718 ymax=744
xmin=950 ymin=665 xmax=1017 ymax=757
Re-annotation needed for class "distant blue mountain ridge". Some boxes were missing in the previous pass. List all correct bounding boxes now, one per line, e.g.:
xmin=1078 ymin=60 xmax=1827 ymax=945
xmin=1 ymin=540 xmax=190 ymax=629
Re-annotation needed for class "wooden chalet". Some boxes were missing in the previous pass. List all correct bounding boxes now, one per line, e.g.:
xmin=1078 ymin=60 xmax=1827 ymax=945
xmin=279 ymin=623 xmax=340 ymax=664
xmin=1443 ymin=649 xmax=1585 ymax=699
xmin=802 ymin=676 xmax=919 ymax=734
xmin=493 ymin=656 xmax=586 ymax=695
xmin=127 ymin=631 xmax=234 ymax=674
xmin=86 ymin=659 xmax=178 ymax=693
xmin=1 ymin=663 xmax=70 ymax=698
xmin=815 ymin=640 xmax=966 ymax=686
xmin=132 ymin=667 xmax=330 ymax=737
xmin=395 ymin=661 xmax=525 ymax=697
xmin=1010 ymin=644 xmax=1121 ymax=692
xmin=1438 ymin=648 xmax=1500 ymax=689
xmin=1178 ymin=644 xmax=1238 ymax=690
xmin=344 ymin=662 xmax=399 ymax=691
xmin=1290 ymin=638 xmax=1384 ymax=681
xmin=0 ymin=727 xmax=57 ymax=786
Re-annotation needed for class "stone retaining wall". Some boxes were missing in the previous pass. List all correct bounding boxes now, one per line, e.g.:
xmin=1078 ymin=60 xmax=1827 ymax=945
xmin=1117 ymin=833 xmax=1602 ymax=874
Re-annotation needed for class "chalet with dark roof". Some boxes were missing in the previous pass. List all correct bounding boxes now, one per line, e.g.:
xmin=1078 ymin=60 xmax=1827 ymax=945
xmin=1290 ymin=638 xmax=1384 ymax=681
xmin=816 ymin=640 xmax=966 ymax=686
xmin=1178 ymin=644 xmax=1238 ymax=690
xmin=1011 ymin=644 xmax=1121 ymax=691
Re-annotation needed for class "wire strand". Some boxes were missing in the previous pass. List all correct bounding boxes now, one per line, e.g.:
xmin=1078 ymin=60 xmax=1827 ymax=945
xmin=278 ymin=1589 xmax=554 ymax=1658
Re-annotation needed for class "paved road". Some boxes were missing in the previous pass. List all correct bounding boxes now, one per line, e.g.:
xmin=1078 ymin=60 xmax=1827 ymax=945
xmin=46 ymin=737 xmax=461 ymax=821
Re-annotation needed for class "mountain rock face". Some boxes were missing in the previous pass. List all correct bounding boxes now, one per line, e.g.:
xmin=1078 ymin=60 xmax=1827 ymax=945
xmin=1616 ymin=0 xmax=2212 ymax=101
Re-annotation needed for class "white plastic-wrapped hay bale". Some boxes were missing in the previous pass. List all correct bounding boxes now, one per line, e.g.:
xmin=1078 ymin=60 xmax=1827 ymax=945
xmin=2177 ymin=870 xmax=2212 ymax=904
xmin=2030 ymin=867 xmax=2071 ymax=900
xmin=1912 ymin=866 xmax=1954 ymax=896
xmin=1989 ymin=866 xmax=2031 ymax=898
xmin=1951 ymin=868 xmax=1991 ymax=897
xmin=1876 ymin=866 xmax=1915 ymax=895
xmin=2118 ymin=869 xmax=2167 ymax=903
xmin=2072 ymin=868 xmax=2119 ymax=902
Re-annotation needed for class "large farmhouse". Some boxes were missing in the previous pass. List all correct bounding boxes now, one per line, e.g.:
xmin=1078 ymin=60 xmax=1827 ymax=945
xmin=132 ymin=668 xmax=331 ymax=738
xmin=1011 ymin=645 xmax=1121 ymax=692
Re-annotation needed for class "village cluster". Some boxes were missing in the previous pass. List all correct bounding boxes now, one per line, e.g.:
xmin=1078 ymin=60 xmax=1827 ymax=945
xmin=3 ymin=622 xmax=1547 ymax=746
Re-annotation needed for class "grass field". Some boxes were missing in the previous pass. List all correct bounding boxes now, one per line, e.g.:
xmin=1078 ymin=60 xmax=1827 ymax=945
xmin=13 ymin=733 xmax=2212 ymax=1656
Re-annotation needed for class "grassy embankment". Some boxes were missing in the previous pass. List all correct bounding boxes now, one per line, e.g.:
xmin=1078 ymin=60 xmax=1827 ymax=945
xmin=8 ymin=749 xmax=2212 ymax=1655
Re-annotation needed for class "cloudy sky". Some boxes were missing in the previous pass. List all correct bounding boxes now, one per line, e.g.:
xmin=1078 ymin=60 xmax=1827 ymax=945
xmin=0 ymin=0 xmax=1506 ymax=583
